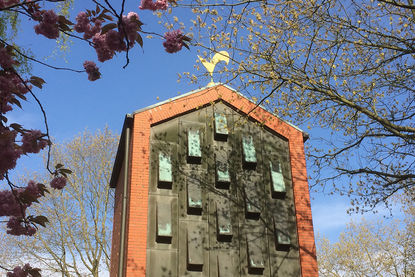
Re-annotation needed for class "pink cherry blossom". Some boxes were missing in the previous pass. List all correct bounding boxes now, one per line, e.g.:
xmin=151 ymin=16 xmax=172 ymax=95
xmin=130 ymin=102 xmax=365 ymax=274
xmin=121 ymin=12 xmax=141 ymax=44
xmin=105 ymin=30 xmax=126 ymax=52
xmin=74 ymin=12 xmax=102 ymax=39
xmin=25 ymin=180 xmax=43 ymax=199
xmin=6 ymin=216 xmax=36 ymax=236
xmin=84 ymin=19 xmax=102 ymax=40
xmin=0 ymin=180 xmax=43 ymax=217
xmin=74 ymin=12 xmax=89 ymax=33
xmin=0 ymin=73 xmax=30 ymax=114
xmin=140 ymin=0 xmax=168 ymax=11
xmin=0 ymin=128 xmax=21 ymax=178
xmin=83 ymin=61 xmax=101 ymax=81
xmin=50 ymin=176 xmax=67 ymax=189
xmin=0 ymin=189 xmax=23 ymax=217
xmin=7 ymin=264 xmax=33 ymax=277
xmin=0 ymin=46 xmax=15 ymax=69
xmin=0 ymin=0 xmax=20 ymax=9
xmin=21 ymin=129 xmax=48 ymax=154
xmin=92 ymin=33 xmax=114 ymax=62
xmin=34 ymin=9 xmax=59 ymax=39
xmin=163 ymin=29 xmax=184 ymax=53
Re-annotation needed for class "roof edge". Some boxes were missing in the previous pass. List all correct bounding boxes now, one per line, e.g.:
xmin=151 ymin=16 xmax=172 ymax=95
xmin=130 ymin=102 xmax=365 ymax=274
xmin=220 ymin=83 xmax=307 ymax=137
xmin=132 ymin=82 xmax=220 ymax=115
xmin=109 ymin=114 xmax=133 ymax=188
xmin=132 ymin=83 xmax=307 ymax=137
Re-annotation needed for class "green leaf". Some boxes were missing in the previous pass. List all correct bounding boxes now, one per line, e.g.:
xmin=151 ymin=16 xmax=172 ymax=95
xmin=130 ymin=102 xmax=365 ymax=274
xmin=29 ymin=76 xmax=46 ymax=89
xmin=10 ymin=97 xmax=22 ymax=109
xmin=58 ymin=15 xmax=74 ymax=26
xmin=28 ymin=268 xmax=42 ymax=277
xmin=99 ymin=13 xmax=113 ymax=21
xmin=182 ymin=35 xmax=192 ymax=42
xmin=10 ymin=123 xmax=22 ymax=131
xmin=15 ymin=93 xmax=27 ymax=100
xmin=59 ymin=168 xmax=73 ymax=174
xmin=30 ymin=215 xmax=49 ymax=227
xmin=136 ymin=34 xmax=143 ymax=48
xmin=101 ymin=23 xmax=117 ymax=34
xmin=183 ymin=42 xmax=190 ymax=50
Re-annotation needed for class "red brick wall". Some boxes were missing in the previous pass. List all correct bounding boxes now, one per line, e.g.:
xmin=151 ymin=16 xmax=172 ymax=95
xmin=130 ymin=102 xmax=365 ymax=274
xmin=118 ymin=84 xmax=318 ymax=276
xmin=110 ymin=163 xmax=124 ymax=277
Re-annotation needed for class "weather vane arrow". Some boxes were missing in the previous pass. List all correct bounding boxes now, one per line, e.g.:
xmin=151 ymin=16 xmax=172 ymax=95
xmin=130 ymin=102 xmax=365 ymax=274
xmin=198 ymin=51 xmax=230 ymax=86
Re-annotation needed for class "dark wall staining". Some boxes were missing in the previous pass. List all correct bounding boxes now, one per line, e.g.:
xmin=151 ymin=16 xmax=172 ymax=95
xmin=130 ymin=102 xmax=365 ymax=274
xmin=146 ymin=103 xmax=301 ymax=276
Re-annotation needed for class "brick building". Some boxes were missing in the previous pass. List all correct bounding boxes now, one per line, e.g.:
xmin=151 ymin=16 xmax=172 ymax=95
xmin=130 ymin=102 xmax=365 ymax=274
xmin=109 ymin=84 xmax=318 ymax=276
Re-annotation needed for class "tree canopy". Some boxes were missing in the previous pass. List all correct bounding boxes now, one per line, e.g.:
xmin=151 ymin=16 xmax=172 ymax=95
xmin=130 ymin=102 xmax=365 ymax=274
xmin=317 ymin=191 xmax=415 ymax=276
xmin=182 ymin=0 xmax=415 ymax=212
xmin=11 ymin=129 xmax=118 ymax=276
xmin=0 ymin=0 xmax=185 ymax=275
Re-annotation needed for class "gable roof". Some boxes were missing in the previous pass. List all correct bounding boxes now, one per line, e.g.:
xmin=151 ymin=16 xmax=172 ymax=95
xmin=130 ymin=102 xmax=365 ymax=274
xmin=109 ymin=83 xmax=307 ymax=188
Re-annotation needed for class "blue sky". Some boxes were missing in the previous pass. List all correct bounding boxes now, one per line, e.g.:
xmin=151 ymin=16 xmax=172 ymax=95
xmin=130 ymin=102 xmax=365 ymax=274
xmin=6 ymin=1 xmax=401 ymax=244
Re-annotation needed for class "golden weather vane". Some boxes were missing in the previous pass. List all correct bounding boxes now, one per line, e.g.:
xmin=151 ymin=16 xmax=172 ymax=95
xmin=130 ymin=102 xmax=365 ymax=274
xmin=198 ymin=51 xmax=230 ymax=86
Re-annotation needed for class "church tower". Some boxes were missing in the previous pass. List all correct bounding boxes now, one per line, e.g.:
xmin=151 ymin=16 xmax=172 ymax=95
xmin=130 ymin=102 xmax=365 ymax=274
xmin=109 ymin=84 xmax=318 ymax=276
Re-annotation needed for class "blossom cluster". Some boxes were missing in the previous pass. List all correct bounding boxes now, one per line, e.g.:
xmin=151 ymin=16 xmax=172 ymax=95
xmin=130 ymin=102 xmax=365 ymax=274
xmin=139 ymin=0 xmax=168 ymax=11
xmin=163 ymin=29 xmax=185 ymax=53
xmin=83 ymin=61 xmax=101 ymax=81
xmin=7 ymin=216 xmax=36 ymax=236
xmin=0 ymin=127 xmax=49 ymax=177
xmin=1 ymin=45 xmax=66 ymax=239
xmin=0 ymin=180 xmax=43 ymax=235
xmin=33 ymin=9 xmax=60 ymax=39
xmin=0 ymin=0 xmax=19 ymax=9
xmin=75 ymin=12 xmax=142 ymax=63
xmin=74 ymin=12 xmax=102 ymax=40
xmin=7 ymin=263 xmax=34 ymax=277
xmin=1 ymin=0 xmax=189 ymax=274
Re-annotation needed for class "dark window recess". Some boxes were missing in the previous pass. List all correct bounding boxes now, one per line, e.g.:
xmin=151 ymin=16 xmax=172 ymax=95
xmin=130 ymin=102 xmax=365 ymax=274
xmin=217 ymin=252 xmax=233 ymax=276
xmin=214 ymin=113 xmax=229 ymax=141
xmin=275 ymin=230 xmax=291 ymax=251
xmin=158 ymin=152 xmax=172 ymax=189
xmin=187 ymin=177 xmax=202 ymax=215
xmin=273 ymin=217 xmax=290 ymax=251
xmin=246 ymin=233 xmax=265 ymax=274
xmin=156 ymin=200 xmax=172 ymax=244
xmin=187 ymin=129 xmax=202 ymax=164
xmin=215 ymin=156 xmax=230 ymax=189
xmin=242 ymin=136 xmax=257 ymax=169
xmin=187 ymin=224 xmax=204 ymax=271
xmin=270 ymin=160 xmax=286 ymax=199
xmin=244 ymin=181 xmax=261 ymax=220
xmin=216 ymin=200 xmax=233 ymax=242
